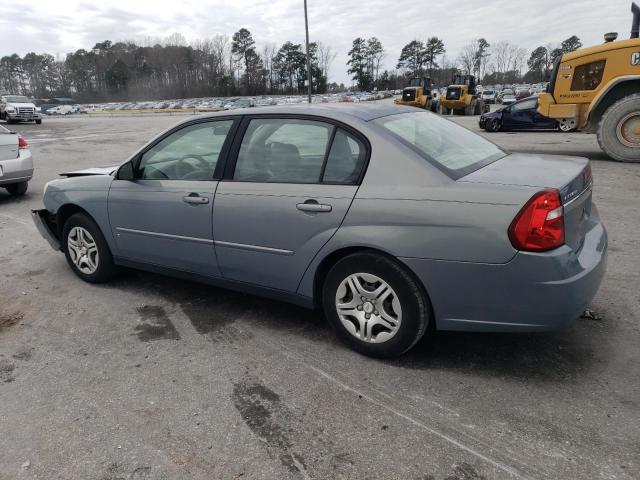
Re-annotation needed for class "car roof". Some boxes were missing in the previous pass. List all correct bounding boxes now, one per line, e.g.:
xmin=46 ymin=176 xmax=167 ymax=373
xmin=193 ymin=102 xmax=418 ymax=123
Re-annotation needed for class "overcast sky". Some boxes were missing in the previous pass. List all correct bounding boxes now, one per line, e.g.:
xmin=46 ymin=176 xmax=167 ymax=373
xmin=0 ymin=0 xmax=633 ymax=85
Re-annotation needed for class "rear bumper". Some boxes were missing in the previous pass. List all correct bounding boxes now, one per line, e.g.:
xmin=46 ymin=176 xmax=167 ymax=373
xmin=0 ymin=150 xmax=33 ymax=185
xmin=401 ymin=208 xmax=608 ymax=332
xmin=31 ymin=209 xmax=61 ymax=251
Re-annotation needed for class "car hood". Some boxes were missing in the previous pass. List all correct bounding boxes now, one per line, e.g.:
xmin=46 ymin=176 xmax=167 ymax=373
xmin=481 ymin=110 xmax=502 ymax=119
xmin=7 ymin=102 xmax=36 ymax=108
xmin=60 ymin=165 xmax=119 ymax=177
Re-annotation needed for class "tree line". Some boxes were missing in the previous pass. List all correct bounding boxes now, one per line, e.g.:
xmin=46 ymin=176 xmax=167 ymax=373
xmin=347 ymin=34 xmax=583 ymax=91
xmin=0 ymin=29 xmax=584 ymax=102
xmin=0 ymin=30 xmax=339 ymax=102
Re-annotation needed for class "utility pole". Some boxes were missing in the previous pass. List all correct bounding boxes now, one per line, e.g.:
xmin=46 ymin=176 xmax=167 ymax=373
xmin=304 ymin=0 xmax=312 ymax=104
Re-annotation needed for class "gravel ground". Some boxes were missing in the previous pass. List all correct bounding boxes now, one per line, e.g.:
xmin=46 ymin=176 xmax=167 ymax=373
xmin=0 ymin=112 xmax=638 ymax=480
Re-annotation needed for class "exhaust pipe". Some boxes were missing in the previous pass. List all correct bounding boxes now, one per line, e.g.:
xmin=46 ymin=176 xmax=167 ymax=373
xmin=632 ymin=2 xmax=640 ymax=38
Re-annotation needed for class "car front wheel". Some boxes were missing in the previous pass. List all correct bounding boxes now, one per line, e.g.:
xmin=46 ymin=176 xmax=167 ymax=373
xmin=62 ymin=213 xmax=116 ymax=283
xmin=486 ymin=118 xmax=501 ymax=132
xmin=322 ymin=252 xmax=430 ymax=358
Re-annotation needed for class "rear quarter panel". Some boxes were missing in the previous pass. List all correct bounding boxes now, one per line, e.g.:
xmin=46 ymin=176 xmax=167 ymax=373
xmin=296 ymin=123 xmax=538 ymax=298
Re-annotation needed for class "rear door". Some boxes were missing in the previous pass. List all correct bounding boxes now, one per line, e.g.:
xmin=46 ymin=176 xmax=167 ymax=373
xmin=108 ymin=118 xmax=237 ymax=276
xmin=212 ymin=116 xmax=368 ymax=291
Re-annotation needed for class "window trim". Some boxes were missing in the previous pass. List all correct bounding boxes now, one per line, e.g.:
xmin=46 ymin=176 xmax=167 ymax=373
xmin=222 ymin=113 xmax=371 ymax=186
xmin=131 ymin=116 xmax=241 ymax=181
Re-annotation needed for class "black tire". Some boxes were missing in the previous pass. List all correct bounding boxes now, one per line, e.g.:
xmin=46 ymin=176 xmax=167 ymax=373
xmin=487 ymin=118 xmax=501 ymax=132
xmin=5 ymin=181 xmax=28 ymax=196
xmin=62 ymin=213 xmax=116 ymax=283
xmin=322 ymin=252 xmax=431 ymax=358
xmin=597 ymin=94 xmax=640 ymax=163
xmin=35 ymin=119 xmax=42 ymax=125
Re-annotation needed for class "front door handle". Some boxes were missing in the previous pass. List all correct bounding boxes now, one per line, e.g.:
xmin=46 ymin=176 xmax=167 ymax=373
xmin=183 ymin=194 xmax=209 ymax=205
xmin=296 ymin=200 xmax=332 ymax=213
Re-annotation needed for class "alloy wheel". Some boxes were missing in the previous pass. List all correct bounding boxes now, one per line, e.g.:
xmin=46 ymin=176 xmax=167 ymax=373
xmin=335 ymin=273 xmax=402 ymax=344
xmin=67 ymin=226 xmax=99 ymax=274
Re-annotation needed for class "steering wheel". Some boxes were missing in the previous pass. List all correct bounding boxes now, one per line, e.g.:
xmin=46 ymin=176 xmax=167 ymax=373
xmin=175 ymin=155 xmax=212 ymax=179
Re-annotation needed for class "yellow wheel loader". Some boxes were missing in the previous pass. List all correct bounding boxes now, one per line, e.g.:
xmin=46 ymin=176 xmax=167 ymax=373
xmin=439 ymin=74 xmax=484 ymax=115
xmin=395 ymin=77 xmax=437 ymax=111
xmin=538 ymin=2 xmax=640 ymax=162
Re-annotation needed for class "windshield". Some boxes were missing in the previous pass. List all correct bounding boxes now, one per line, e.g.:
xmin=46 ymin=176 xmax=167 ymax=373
xmin=5 ymin=96 xmax=29 ymax=103
xmin=375 ymin=112 xmax=505 ymax=178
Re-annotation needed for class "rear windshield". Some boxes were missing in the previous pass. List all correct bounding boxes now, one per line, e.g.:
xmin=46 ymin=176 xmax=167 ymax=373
xmin=374 ymin=111 xmax=505 ymax=178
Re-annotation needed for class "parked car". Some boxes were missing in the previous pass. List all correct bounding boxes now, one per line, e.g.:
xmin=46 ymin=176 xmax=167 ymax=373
xmin=32 ymin=104 xmax=607 ymax=358
xmin=479 ymin=96 xmax=559 ymax=132
xmin=496 ymin=89 xmax=514 ymax=104
xmin=0 ymin=125 xmax=33 ymax=196
xmin=0 ymin=95 xmax=42 ymax=124
xmin=515 ymin=89 xmax=531 ymax=100
xmin=46 ymin=105 xmax=74 ymax=115
xmin=481 ymin=90 xmax=496 ymax=104
xmin=500 ymin=92 xmax=517 ymax=105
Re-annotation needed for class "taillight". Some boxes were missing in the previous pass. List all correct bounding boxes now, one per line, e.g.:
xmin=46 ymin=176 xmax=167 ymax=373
xmin=18 ymin=135 xmax=28 ymax=149
xmin=508 ymin=189 xmax=564 ymax=252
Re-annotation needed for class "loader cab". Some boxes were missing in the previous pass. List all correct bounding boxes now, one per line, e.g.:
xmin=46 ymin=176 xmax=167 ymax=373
xmin=452 ymin=74 xmax=477 ymax=94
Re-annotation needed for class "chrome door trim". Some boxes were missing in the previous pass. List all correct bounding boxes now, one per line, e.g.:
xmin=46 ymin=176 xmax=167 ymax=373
xmin=115 ymin=227 xmax=214 ymax=245
xmin=214 ymin=240 xmax=294 ymax=256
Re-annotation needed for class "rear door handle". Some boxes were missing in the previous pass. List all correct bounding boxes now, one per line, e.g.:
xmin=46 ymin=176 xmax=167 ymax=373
xmin=297 ymin=200 xmax=332 ymax=213
xmin=183 ymin=194 xmax=209 ymax=205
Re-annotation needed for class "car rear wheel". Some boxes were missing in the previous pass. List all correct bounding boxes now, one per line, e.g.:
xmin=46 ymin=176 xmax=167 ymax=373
xmin=558 ymin=118 xmax=577 ymax=132
xmin=62 ymin=213 xmax=116 ymax=283
xmin=5 ymin=181 xmax=28 ymax=196
xmin=322 ymin=252 xmax=430 ymax=358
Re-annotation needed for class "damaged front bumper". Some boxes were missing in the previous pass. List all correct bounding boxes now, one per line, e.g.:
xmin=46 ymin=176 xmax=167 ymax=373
xmin=31 ymin=209 xmax=61 ymax=251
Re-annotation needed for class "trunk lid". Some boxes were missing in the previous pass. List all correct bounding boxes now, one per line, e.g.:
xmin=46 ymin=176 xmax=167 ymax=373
xmin=460 ymin=152 xmax=594 ymax=251
xmin=0 ymin=128 xmax=19 ymax=161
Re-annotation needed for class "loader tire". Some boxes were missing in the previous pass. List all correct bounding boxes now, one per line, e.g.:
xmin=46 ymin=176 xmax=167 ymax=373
xmin=597 ymin=94 xmax=640 ymax=163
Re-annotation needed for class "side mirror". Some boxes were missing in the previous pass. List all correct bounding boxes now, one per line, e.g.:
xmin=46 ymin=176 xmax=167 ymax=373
xmin=117 ymin=161 xmax=135 ymax=180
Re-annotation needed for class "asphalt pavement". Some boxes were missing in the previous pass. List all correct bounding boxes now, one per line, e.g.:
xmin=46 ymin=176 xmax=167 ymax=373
xmin=0 ymin=112 xmax=638 ymax=480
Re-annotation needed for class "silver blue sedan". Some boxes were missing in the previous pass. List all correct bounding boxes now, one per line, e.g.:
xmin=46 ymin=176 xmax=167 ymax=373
xmin=32 ymin=104 xmax=607 ymax=357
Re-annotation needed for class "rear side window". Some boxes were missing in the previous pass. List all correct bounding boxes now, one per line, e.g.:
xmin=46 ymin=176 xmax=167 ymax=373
xmin=374 ymin=111 xmax=505 ymax=178
xmin=571 ymin=60 xmax=606 ymax=91
xmin=322 ymin=130 xmax=365 ymax=184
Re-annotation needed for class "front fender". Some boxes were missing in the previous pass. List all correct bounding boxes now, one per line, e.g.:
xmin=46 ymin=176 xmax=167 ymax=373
xmin=44 ymin=175 xmax=116 ymax=253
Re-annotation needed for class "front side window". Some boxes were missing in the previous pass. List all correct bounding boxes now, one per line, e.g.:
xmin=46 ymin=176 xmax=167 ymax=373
xmin=375 ymin=112 xmax=505 ymax=178
xmin=234 ymin=118 xmax=331 ymax=183
xmin=571 ymin=60 xmax=606 ymax=91
xmin=139 ymin=120 xmax=233 ymax=180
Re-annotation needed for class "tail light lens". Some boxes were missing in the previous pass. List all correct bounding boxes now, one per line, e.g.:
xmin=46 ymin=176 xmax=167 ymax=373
xmin=18 ymin=135 xmax=28 ymax=149
xmin=508 ymin=189 xmax=564 ymax=252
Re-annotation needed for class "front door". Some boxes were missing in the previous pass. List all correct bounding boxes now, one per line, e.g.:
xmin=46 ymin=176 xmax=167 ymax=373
xmin=213 ymin=117 xmax=367 ymax=292
xmin=108 ymin=119 xmax=235 ymax=277
xmin=508 ymin=98 xmax=538 ymax=129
